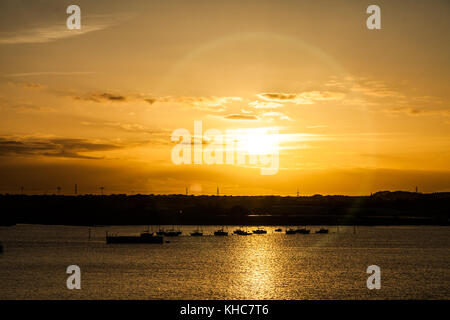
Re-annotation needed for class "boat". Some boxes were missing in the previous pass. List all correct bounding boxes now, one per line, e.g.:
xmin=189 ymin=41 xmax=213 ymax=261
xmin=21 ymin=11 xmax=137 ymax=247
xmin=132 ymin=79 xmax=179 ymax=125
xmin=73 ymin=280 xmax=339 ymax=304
xmin=106 ymin=231 xmax=163 ymax=244
xmin=285 ymin=228 xmax=296 ymax=234
xmin=233 ymin=228 xmax=242 ymax=235
xmin=214 ymin=228 xmax=228 ymax=236
xmin=233 ymin=228 xmax=252 ymax=235
xmin=164 ymin=226 xmax=182 ymax=237
xmin=252 ymin=227 xmax=267 ymax=234
xmin=296 ymin=227 xmax=310 ymax=234
xmin=190 ymin=226 xmax=203 ymax=236
xmin=164 ymin=230 xmax=180 ymax=237
xmin=274 ymin=228 xmax=282 ymax=232
xmin=315 ymin=228 xmax=329 ymax=234
xmin=156 ymin=226 xmax=165 ymax=236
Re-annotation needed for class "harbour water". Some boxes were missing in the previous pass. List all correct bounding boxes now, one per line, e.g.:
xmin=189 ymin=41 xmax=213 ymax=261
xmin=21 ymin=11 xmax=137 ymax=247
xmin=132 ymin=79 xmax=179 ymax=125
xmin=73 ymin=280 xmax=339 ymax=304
xmin=0 ymin=225 xmax=448 ymax=299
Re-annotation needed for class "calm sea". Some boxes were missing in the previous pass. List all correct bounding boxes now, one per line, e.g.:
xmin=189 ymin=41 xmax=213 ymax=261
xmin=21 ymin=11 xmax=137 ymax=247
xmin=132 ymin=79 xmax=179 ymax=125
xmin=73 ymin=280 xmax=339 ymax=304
xmin=0 ymin=225 xmax=448 ymax=299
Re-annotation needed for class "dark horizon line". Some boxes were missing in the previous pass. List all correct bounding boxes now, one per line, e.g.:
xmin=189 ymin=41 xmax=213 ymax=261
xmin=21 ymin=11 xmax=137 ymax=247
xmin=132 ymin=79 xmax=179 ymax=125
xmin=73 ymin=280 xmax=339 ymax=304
xmin=1 ymin=190 xmax=449 ymax=198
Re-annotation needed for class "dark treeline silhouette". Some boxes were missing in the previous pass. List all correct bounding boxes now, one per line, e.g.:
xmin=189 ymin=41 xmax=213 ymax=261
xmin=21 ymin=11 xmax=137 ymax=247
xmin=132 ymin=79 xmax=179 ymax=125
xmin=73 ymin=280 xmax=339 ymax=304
xmin=0 ymin=191 xmax=449 ymax=226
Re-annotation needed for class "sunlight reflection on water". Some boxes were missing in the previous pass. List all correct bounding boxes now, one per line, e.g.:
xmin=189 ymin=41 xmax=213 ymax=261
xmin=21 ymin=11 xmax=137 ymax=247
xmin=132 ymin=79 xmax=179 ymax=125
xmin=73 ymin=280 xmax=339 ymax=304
xmin=0 ymin=225 xmax=449 ymax=299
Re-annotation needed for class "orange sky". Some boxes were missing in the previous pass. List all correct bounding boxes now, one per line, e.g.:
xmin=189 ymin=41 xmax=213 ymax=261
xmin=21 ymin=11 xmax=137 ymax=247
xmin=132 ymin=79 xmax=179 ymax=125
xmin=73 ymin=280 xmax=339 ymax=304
xmin=0 ymin=0 xmax=449 ymax=195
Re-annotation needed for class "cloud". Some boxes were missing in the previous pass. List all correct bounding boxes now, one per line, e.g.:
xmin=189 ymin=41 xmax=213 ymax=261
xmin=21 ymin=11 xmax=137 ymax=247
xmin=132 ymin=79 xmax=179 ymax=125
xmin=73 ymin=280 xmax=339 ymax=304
xmin=224 ymin=114 xmax=259 ymax=120
xmin=79 ymin=122 xmax=173 ymax=146
xmin=257 ymin=93 xmax=298 ymax=102
xmin=325 ymin=77 xmax=406 ymax=100
xmin=145 ymin=95 xmax=241 ymax=112
xmin=248 ymin=101 xmax=283 ymax=109
xmin=0 ymin=101 xmax=57 ymax=114
xmin=143 ymin=96 xmax=241 ymax=106
xmin=175 ymin=96 xmax=241 ymax=107
xmin=383 ymin=107 xmax=450 ymax=117
xmin=7 ymin=80 xmax=45 ymax=89
xmin=0 ymin=137 xmax=121 ymax=159
xmin=74 ymin=92 xmax=127 ymax=103
xmin=0 ymin=13 xmax=131 ymax=45
xmin=323 ymin=76 xmax=448 ymax=117
xmin=256 ymin=91 xmax=345 ymax=105
xmin=306 ymin=125 xmax=328 ymax=129
xmin=0 ymin=24 xmax=111 ymax=45
xmin=260 ymin=111 xmax=292 ymax=121
xmin=73 ymin=92 xmax=241 ymax=112
xmin=239 ymin=77 xmax=447 ymax=119
xmin=350 ymin=81 xmax=404 ymax=98
xmin=143 ymin=97 xmax=160 ymax=105
xmin=81 ymin=121 xmax=170 ymax=135
xmin=300 ymin=91 xmax=346 ymax=101
xmin=6 ymin=71 xmax=95 ymax=77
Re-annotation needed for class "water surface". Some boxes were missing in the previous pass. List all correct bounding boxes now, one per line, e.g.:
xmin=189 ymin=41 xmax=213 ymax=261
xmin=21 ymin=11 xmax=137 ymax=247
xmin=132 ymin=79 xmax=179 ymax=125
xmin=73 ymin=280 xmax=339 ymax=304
xmin=0 ymin=225 xmax=448 ymax=299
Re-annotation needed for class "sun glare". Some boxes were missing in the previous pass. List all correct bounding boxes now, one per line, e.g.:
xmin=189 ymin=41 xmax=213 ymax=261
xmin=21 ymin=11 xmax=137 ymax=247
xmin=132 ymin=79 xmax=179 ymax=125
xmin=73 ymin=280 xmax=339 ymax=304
xmin=235 ymin=129 xmax=280 ymax=155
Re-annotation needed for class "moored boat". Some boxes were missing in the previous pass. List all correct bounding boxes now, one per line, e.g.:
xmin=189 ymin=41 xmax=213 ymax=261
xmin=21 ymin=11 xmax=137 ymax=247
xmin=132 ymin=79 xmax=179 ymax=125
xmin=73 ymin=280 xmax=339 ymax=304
xmin=156 ymin=226 xmax=165 ymax=236
xmin=252 ymin=227 xmax=267 ymax=234
xmin=296 ymin=228 xmax=310 ymax=234
xmin=234 ymin=228 xmax=252 ymax=235
xmin=285 ymin=228 xmax=296 ymax=234
xmin=106 ymin=231 xmax=163 ymax=244
xmin=190 ymin=226 xmax=203 ymax=236
xmin=164 ymin=230 xmax=180 ymax=237
xmin=163 ymin=225 xmax=182 ymax=236
xmin=214 ymin=228 xmax=228 ymax=236
xmin=315 ymin=228 xmax=329 ymax=234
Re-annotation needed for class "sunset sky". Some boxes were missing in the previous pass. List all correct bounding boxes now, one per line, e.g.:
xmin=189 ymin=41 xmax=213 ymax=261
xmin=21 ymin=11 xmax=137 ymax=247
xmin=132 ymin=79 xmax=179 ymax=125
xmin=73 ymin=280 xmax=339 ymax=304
xmin=0 ymin=0 xmax=449 ymax=195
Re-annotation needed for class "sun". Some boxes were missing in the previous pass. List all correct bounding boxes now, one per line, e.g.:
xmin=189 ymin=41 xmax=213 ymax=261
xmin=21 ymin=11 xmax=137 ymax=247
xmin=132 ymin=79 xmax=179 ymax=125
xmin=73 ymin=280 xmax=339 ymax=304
xmin=235 ymin=129 xmax=279 ymax=155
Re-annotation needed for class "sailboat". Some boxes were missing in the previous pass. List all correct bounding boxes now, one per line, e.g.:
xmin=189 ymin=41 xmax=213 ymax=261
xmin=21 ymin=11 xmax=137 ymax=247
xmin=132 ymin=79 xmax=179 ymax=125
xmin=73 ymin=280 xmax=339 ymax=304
xmin=285 ymin=228 xmax=296 ymax=234
xmin=156 ymin=225 xmax=165 ymax=236
xmin=252 ymin=226 xmax=267 ymax=234
xmin=296 ymin=226 xmax=310 ymax=234
xmin=214 ymin=227 xmax=228 ymax=236
xmin=164 ymin=225 xmax=182 ymax=237
xmin=233 ymin=227 xmax=252 ymax=235
xmin=190 ymin=226 xmax=203 ymax=236
xmin=105 ymin=230 xmax=163 ymax=244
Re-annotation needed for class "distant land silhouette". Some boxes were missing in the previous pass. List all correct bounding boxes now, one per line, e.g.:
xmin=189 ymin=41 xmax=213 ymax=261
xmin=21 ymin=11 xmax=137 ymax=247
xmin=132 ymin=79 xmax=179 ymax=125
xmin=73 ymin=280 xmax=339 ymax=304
xmin=0 ymin=191 xmax=449 ymax=226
